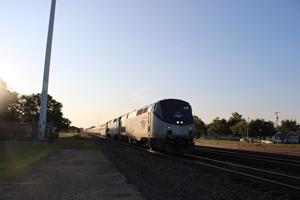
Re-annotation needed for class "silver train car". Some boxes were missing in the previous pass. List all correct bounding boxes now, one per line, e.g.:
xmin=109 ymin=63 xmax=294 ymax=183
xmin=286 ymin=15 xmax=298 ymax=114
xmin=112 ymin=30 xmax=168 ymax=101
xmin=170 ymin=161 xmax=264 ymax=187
xmin=101 ymin=99 xmax=195 ymax=154
xmin=87 ymin=124 xmax=107 ymax=136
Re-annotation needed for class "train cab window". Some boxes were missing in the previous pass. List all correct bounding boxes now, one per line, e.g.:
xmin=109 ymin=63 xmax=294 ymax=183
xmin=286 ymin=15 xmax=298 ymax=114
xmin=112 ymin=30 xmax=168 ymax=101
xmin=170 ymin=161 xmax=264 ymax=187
xmin=143 ymin=107 xmax=148 ymax=113
xmin=154 ymin=100 xmax=194 ymax=125
xmin=148 ymin=104 xmax=154 ymax=111
xmin=153 ymin=103 xmax=157 ymax=111
xmin=153 ymin=103 xmax=163 ymax=119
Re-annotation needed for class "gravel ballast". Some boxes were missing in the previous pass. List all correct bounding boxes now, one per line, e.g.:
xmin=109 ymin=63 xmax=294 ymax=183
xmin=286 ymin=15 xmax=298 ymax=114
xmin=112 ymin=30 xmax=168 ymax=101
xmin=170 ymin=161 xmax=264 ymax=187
xmin=97 ymin=139 xmax=296 ymax=200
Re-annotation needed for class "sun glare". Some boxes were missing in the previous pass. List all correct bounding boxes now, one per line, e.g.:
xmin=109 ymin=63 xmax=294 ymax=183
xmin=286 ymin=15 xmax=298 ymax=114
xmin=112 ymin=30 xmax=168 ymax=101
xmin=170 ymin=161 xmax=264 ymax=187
xmin=0 ymin=59 xmax=21 ymax=92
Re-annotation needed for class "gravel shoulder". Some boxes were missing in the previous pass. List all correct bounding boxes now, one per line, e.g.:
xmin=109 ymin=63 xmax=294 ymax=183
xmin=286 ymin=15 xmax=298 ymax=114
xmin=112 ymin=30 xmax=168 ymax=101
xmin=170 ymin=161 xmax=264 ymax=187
xmin=97 ymin=139 xmax=297 ymax=200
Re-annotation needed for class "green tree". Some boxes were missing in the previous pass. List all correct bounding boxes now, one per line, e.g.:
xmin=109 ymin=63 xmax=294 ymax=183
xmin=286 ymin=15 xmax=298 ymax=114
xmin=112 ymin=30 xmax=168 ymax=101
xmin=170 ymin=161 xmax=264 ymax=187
xmin=248 ymin=119 xmax=275 ymax=137
xmin=228 ymin=112 xmax=243 ymax=127
xmin=1 ymin=80 xmax=71 ymax=130
xmin=193 ymin=115 xmax=207 ymax=138
xmin=208 ymin=117 xmax=230 ymax=136
xmin=18 ymin=93 xmax=71 ymax=131
xmin=228 ymin=112 xmax=247 ymax=136
xmin=0 ymin=79 xmax=20 ymax=122
xmin=230 ymin=120 xmax=247 ymax=136
xmin=279 ymin=119 xmax=299 ymax=133
xmin=18 ymin=94 xmax=40 ymax=123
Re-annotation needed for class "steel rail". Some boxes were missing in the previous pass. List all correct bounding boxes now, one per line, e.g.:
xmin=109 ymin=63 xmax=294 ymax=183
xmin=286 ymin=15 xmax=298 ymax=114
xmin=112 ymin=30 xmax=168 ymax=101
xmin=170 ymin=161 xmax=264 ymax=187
xmin=91 ymin=135 xmax=300 ymax=192
xmin=190 ymin=159 xmax=300 ymax=191
xmin=140 ymin=142 xmax=300 ymax=191
xmin=185 ymin=154 xmax=300 ymax=180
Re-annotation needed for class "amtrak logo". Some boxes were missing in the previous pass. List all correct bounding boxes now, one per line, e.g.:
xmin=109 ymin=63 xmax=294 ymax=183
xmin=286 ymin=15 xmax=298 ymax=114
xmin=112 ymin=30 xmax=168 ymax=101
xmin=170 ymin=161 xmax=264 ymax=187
xmin=140 ymin=120 xmax=146 ymax=129
xmin=174 ymin=114 xmax=182 ymax=119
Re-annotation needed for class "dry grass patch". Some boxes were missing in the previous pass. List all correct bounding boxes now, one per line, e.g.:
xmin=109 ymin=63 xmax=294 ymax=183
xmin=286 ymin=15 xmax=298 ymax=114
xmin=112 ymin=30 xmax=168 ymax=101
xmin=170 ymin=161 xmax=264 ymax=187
xmin=195 ymin=139 xmax=300 ymax=156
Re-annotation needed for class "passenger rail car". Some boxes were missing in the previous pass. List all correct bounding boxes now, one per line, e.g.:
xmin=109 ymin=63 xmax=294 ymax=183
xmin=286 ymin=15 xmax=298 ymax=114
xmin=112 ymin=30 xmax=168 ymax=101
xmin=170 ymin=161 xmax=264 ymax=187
xmin=101 ymin=99 xmax=195 ymax=154
xmin=87 ymin=124 xmax=106 ymax=136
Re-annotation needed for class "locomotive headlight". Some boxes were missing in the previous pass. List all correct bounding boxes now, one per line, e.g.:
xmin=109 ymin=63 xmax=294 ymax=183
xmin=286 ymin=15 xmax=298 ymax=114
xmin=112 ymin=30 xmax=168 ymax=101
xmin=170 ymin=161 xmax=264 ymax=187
xmin=180 ymin=121 xmax=183 ymax=124
xmin=176 ymin=121 xmax=179 ymax=124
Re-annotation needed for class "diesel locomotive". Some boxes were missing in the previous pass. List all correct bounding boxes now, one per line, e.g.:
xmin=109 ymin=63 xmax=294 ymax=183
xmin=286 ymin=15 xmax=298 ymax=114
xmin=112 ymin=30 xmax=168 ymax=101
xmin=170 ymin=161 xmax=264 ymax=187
xmin=91 ymin=99 xmax=195 ymax=154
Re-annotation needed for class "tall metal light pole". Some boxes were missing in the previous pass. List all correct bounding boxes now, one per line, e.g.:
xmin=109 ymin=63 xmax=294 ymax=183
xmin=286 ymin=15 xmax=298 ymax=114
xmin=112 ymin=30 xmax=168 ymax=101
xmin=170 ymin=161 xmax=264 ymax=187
xmin=38 ymin=0 xmax=56 ymax=140
xmin=274 ymin=112 xmax=280 ymax=129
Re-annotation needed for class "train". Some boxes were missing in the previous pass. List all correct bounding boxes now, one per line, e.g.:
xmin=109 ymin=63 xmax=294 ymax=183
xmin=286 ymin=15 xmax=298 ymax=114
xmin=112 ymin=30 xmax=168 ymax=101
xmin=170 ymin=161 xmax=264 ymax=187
xmin=89 ymin=99 xmax=195 ymax=154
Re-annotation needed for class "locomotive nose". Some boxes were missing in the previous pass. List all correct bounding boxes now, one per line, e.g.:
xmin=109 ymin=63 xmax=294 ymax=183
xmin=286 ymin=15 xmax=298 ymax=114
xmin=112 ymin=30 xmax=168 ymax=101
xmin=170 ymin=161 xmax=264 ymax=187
xmin=166 ymin=124 xmax=194 ymax=139
xmin=167 ymin=125 xmax=173 ymax=135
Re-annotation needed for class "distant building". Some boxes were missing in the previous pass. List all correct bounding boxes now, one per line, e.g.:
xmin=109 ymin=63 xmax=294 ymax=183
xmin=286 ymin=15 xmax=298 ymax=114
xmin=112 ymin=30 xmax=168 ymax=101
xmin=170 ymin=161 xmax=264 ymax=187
xmin=271 ymin=131 xmax=300 ymax=144
xmin=68 ymin=126 xmax=81 ymax=133
xmin=284 ymin=131 xmax=300 ymax=144
xmin=271 ymin=132 xmax=285 ymax=143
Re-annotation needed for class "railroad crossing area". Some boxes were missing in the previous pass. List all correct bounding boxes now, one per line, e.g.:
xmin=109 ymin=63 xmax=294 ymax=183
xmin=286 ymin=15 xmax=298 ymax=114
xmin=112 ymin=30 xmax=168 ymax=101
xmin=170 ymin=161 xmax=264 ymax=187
xmin=0 ymin=149 xmax=143 ymax=200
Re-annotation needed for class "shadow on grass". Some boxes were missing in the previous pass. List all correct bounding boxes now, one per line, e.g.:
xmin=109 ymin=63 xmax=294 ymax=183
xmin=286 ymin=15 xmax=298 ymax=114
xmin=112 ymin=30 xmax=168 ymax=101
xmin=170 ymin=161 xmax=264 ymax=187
xmin=0 ymin=133 xmax=99 ymax=182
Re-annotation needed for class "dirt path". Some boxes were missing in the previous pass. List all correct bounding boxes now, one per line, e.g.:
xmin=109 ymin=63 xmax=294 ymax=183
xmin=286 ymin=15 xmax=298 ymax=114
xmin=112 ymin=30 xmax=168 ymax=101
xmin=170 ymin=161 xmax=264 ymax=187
xmin=0 ymin=150 xmax=143 ymax=200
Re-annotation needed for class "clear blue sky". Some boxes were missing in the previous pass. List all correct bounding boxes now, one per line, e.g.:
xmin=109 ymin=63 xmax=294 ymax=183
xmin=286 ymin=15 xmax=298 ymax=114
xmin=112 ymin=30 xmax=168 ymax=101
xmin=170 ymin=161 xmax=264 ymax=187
xmin=1 ymin=0 xmax=299 ymax=127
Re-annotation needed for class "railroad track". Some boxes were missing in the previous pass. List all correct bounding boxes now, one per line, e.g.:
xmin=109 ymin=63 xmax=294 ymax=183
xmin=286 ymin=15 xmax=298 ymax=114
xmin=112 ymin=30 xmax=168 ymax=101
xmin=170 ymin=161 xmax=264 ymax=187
xmin=191 ymin=146 xmax=300 ymax=180
xmin=184 ymin=153 xmax=300 ymax=192
xmin=187 ymin=148 xmax=300 ymax=194
xmin=194 ymin=146 xmax=300 ymax=166
xmin=90 ymin=134 xmax=300 ymax=195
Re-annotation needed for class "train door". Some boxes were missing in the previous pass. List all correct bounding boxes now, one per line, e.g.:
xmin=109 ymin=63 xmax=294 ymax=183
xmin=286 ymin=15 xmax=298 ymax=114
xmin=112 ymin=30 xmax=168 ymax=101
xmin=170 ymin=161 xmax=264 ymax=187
xmin=118 ymin=117 xmax=121 ymax=136
xmin=148 ymin=112 xmax=151 ymax=137
xmin=105 ymin=122 xmax=109 ymax=137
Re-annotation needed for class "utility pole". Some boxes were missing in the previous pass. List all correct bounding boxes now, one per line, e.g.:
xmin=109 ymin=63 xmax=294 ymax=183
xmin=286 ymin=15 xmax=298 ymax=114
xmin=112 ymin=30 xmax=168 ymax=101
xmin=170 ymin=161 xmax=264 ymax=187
xmin=274 ymin=112 xmax=280 ymax=129
xmin=38 ymin=0 xmax=56 ymax=140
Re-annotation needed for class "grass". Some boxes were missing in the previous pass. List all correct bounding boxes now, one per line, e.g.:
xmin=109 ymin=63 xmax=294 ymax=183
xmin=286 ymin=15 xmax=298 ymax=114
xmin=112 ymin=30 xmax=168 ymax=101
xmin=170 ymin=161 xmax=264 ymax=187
xmin=0 ymin=143 xmax=54 ymax=182
xmin=0 ymin=133 xmax=99 ymax=182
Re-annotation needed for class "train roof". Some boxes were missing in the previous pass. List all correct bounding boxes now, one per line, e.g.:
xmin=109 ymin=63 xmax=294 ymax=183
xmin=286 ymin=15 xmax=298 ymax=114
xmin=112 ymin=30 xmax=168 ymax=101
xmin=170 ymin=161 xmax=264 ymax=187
xmin=156 ymin=98 xmax=190 ymax=104
xmin=101 ymin=98 xmax=191 ymax=124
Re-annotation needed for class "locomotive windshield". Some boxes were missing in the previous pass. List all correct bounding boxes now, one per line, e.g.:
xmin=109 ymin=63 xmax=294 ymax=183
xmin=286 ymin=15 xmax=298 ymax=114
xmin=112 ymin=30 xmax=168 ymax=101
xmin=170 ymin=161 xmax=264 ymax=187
xmin=155 ymin=99 xmax=194 ymax=125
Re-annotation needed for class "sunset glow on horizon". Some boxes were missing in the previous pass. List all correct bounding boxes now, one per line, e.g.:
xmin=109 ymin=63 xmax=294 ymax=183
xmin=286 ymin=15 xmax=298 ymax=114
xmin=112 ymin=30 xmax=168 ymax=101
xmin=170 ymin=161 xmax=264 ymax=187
xmin=1 ymin=0 xmax=299 ymax=128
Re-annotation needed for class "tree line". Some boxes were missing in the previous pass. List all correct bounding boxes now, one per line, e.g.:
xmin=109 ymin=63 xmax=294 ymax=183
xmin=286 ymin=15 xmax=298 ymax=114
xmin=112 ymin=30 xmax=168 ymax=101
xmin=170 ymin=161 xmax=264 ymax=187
xmin=0 ymin=79 xmax=71 ymax=131
xmin=194 ymin=112 xmax=300 ymax=138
